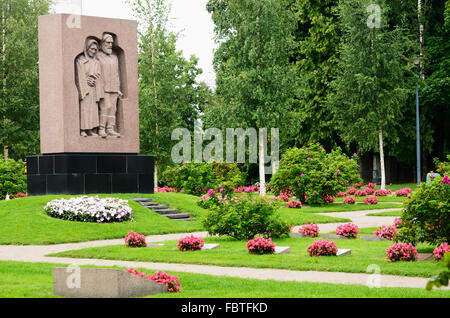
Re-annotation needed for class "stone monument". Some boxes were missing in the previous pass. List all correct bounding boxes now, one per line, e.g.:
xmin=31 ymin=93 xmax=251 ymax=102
xmin=27 ymin=14 xmax=154 ymax=195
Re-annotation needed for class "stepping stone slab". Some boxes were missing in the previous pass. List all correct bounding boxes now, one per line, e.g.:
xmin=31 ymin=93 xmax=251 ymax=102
xmin=53 ymin=267 xmax=167 ymax=298
xmin=150 ymin=206 xmax=170 ymax=210
xmin=202 ymin=244 xmax=220 ymax=250
xmin=359 ymin=236 xmax=388 ymax=241
xmin=274 ymin=246 xmax=291 ymax=254
xmin=146 ymin=243 xmax=165 ymax=248
xmin=417 ymin=253 xmax=433 ymax=261
xmin=289 ymin=233 xmax=309 ymax=238
xmin=140 ymin=202 xmax=159 ymax=206
xmin=173 ymin=218 xmax=196 ymax=221
xmin=321 ymin=234 xmax=349 ymax=240
xmin=129 ymin=198 xmax=151 ymax=202
xmin=336 ymin=249 xmax=351 ymax=256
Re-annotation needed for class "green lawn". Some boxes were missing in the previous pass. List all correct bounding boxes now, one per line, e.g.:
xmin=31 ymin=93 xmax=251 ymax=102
xmin=0 ymin=261 xmax=447 ymax=298
xmin=50 ymin=236 xmax=441 ymax=278
xmin=0 ymin=193 xmax=205 ymax=245
xmin=0 ymin=193 xmax=360 ymax=245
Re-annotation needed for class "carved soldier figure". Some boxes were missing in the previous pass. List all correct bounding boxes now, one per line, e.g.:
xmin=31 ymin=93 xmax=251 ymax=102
xmin=75 ymin=38 xmax=103 ymax=137
xmin=96 ymin=33 xmax=123 ymax=138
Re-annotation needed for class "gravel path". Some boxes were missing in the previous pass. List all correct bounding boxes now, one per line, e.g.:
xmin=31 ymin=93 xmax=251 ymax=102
xmin=2 ymin=208 xmax=447 ymax=290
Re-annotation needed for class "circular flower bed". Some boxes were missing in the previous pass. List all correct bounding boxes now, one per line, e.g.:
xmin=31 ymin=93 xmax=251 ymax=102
xmin=299 ymin=223 xmax=320 ymax=238
xmin=343 ymin=196 xmax=356 ymax=204
xmin=286 ymin=200 xmax=302 ymax=209
xmin=386 ymin=243 xmax=418 ymax=262
xmin=433 ymin=243 xmax=450 ymax=262
xmin=126 ymin=268 xmax=181 ymax=292
xmin=246 ymin=237 xmax=276 ymax=255
xmin=374 ymin=225 xmax=397 ymax=240
xmin=395 ymin=187 xmax=412 ymax=197
xmin=363 ymin=196 xmax=378 ymax=205
xmin=307 ymin=239 xmax=338 ymax=257
xmin=124 ymin=231 xmax=147 ymax=247
xmin=177 ymin=235 xmax=205 ymax=251
xmin=44 ymin=196 xmax=133 ymax=223
xmin=335 ymin=222 xmax=359 ymax=239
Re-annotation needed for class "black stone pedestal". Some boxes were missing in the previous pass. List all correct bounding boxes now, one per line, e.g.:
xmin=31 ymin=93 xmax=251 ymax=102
xmin=26 ymin=154 xmax=154 ymax=195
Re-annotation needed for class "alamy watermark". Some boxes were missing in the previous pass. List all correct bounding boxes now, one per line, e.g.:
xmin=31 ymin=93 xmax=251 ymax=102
xmin=53 ymin=0 xmax=82 ymax=29
xmin=366 ymin=4 xmax=381 ymax=29
xmin=366 ymin=264 xmax=381 ymax=288
xmin=171 ymin=122 xmax=280 ymax=174
xmin=65 ymin=265 xmax=81 ymax=289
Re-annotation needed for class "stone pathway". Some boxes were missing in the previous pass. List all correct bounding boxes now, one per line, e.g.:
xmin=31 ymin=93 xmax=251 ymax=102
xmin=1 ymin=208 xmax=448 ymax=291
xmin=131 ymin=198 xmax=195 ymax=221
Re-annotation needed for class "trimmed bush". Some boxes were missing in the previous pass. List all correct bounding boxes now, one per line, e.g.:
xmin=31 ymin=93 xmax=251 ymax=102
xmin=307 ymin=240 xmax=338 ymax=257
xmin=374 ymin=225 xmax=398 ymax=240
xmin=269 ymin=144 xmax=361 ymax=205
xmin=433 ymin=243 xmax=450 ymax=262
xmin=202 ymin=195 xmax=290 ymax=240
xmin=335 ymin=222 xmax=359 ymax=239
xmin=0 ymin=158 xmax=27 ymax=199
xmin=299 ymin=223 xmax=320 ymax=238
xmin=161 ymin=162 xmax=245 ymax=196
xmin=126 ymin=268 xmax=181 ymax=292
xmin=386 ymin=243 xmax=418 ymax=262
xmin=177 ymin=235 xmax=205 ymax=251
xmin=246 ymin=237 xmax=276 ymax=255
xmin=363 ymin=196 xmax=378 ymax=205
xmin=124 ymin=231 xmax=147 ymax=248
xmin=343 ymin=196 xmax=356 ymax=204
xmin=286 ymin=200 xmax=302 ymax=209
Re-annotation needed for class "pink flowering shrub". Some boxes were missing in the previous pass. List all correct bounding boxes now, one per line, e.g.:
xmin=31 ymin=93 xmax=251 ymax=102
xmin=346 ymin=188 xmax=356 ymax=195
xmin=286 ymin=200 xmax=302 ymax=209
xmin=363 ymin=196 xmax=378 ymax=205
xmin=124 ymin=231 xmax=147 ymax=248
xmin=433 ymin=243 xmax=450 ymax=262
xmin=157 ymin=186 xmax=178 ymax=193
xmin=299 ymin=223 xmax=320 ymax=238
xmin=335 ymin=222 xmax=359 ymax=239
xmin=177 ymin=235 xmax=205 ymax=251
xmin=354 ymin=183 xmax=363 ymax=189
xmin=307 ymin=239 xmax=338 ymax=257
xmin=354 ymin=190 xmax=367 ymax=197
xmin=273 ymin=192 xmax=292 ymax=202
xmin=343 ymin=196 xmax=356 ymax=204
xmin=393 ymin=217 xmax=402 ymax=229
xmin=442 ymin=175 xmax=450 ymax=185
xmin=246 ymin=237 xmax=276 ymax=255
xmin=336 ymin=192 xmax=346 ymax=197
xmin=386 ymin=243 xmax=418 ymax=262
xmin=234 ymin=185 xmax=260 ymax=193
xmin=374 ymin=225 xmax=398 ymax=240
xmin=375 ymin=189 xmax=392 ymax=196
xmin=366 ymin=183 xmax=376 ymax=189
xmin=321 ymin=195 xmax=335 ymax=204
xmin=364 ymin=187 xmax=375 ymax=195
xmin=395 ymin=188 xmax=412 ymax=197
xmin=11 ymin=192 xmax=27 ymax=199
xmin=126 ymin=268 xmax=181 ymax=292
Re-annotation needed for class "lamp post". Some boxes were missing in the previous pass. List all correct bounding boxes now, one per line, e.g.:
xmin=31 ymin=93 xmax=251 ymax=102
xmin=413 ymin=58 xmax=421 ymax=185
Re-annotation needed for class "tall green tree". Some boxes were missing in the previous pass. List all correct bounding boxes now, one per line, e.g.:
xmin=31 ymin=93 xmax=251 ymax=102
xmin=206 ymin=0 xmax=297 ymax=195
xmin=0 ymin=0 xmax=50 ymax=160
xmin=128 ymin=0 xmax=207 ymax=190
xmin=328 ymin=0 xmax=412 ymax=189
xmin=287 ymin=0 xmax=342 ymax=149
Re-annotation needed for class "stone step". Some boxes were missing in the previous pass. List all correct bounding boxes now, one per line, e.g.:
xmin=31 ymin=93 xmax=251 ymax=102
xmin=164 ymin=213 xmax=191 ymax=219
xmin=149 ymin=205 xmax=170 ymax=210
xmin=140 ymin=202 xmax=159 ymax=206
xmin=129 ymin=198 xmax=152 ymax=202
xmin=155 ymin=209 xmax=180 ymax=215
xmin=172 ymin=218 xmax=196 ymax=221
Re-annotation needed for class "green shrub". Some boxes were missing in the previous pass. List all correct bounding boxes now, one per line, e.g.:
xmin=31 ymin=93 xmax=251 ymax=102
xmin=270 ymin=144 xmax=361 ymax=205
xmin=433 ymin=155 xmax=450 ymax=175
xmin=201 ymin=195 xmax=291 ymax=240
xmin=0 ymin=159 xmax=27 ymax=199
xmin=396 ymin=175 xmax=449 ymax=245
xmin=161 ymin=162 xmax=245 ymax=196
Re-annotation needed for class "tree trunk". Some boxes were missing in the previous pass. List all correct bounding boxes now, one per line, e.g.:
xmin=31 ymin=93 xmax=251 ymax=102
xmin=418 ymin=0 xmax=425 ymax=80
xmin=378 ymin=127 xmax=386 ymax=190
xmin=150 ymin=22 xmax=159 ymax=192
xmin=259 ymin=128 xmax=266 ymax=196
xmin=2 ymin=5 xmax=7 ymax=161
xmin=3 ymin=145 xmax=7 ymax=161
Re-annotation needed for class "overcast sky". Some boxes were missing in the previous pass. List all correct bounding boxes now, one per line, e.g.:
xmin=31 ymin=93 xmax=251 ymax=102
xmin=52 ymin=0 xmax=216 ymax=88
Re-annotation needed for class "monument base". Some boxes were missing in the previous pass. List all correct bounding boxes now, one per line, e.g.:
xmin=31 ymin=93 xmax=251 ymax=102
xmin=26 ymin=154 xmax=154 ymax=195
